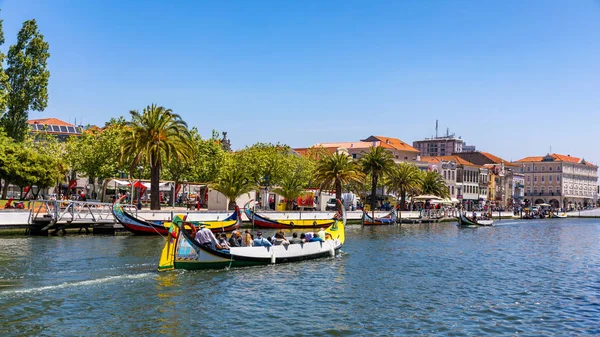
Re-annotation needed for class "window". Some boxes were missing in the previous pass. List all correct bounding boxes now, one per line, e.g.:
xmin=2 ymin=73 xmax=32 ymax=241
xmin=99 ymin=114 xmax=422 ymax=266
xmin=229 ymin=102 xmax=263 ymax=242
xmin=549 ymin=176 xmax=552 ymax=181
xmin=352 ymin=154 xmax=357 ymax=159
xmin=52 ymin=125 xmax=60 ymax=132
xmin=542 ymin=166 xmax=545 ymax=171
xmin=60 ymin=126 xmax=68 ymax=132
xmin=527 ymin=176 xmax=530 ymax=182
xmin=534 ymin=177 xmax=537 ymax=182
xmin=541 ymin=176 xmax=544 ymax=182
xmin=67 ymin=126 xmax=75 ymax=133
xmin=534 ymin=167 xmax=538 ymax=172
xmin=451 ymin=171 xmax=455 ymax=180
xmin=549 ymin=166 xmax=552 ymax=171
xmin=443 ymin=171 xmax=447 ymax=180
xmin=451 ymin=186 xmax=454 ymax=195
xmin=557 ymin=176 xmax=560 ymax=182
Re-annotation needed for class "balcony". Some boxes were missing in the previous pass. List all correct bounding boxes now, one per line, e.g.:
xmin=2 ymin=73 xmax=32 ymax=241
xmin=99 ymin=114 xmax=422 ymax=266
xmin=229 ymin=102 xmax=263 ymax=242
xmin=524 ymin=192 xmax=561 ymax=197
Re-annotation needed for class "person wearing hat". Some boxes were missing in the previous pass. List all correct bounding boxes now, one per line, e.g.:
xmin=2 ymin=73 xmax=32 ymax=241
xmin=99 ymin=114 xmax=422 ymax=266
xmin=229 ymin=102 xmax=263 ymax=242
xmin=253 ymin=231 xmax=272 ymax=247
xmin=195 ymin=224 xmax=217 ymax=249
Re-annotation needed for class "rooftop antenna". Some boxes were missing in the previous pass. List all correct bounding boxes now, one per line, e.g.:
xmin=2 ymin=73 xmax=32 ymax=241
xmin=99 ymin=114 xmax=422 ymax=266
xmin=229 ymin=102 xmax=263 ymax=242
xmin=435 ymin=119 xmax=438 ymax=138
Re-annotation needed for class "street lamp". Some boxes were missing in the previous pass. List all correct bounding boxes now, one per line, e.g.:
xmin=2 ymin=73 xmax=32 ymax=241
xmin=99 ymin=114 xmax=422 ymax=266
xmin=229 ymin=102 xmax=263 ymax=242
xmin=137 ymin=165 xmax=143 ymax=210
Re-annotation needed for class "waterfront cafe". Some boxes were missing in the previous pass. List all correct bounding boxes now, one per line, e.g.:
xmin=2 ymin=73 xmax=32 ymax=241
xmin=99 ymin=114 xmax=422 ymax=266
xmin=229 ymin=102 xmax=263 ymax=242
xmin=101 ymin=178 xmax=176 ymax=206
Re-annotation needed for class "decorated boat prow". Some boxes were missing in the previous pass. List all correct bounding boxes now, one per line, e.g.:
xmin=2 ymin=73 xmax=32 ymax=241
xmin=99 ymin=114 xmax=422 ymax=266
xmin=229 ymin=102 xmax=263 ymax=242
xmin=361 ymin=210 xmax=396 ymax=226
xmin=111 ymin=202 xmax=241 ymax=235
xmin=243 ymin=200 xmax=335 ymax=229
xmin=158 ymin=200 xmax=346 ymax=271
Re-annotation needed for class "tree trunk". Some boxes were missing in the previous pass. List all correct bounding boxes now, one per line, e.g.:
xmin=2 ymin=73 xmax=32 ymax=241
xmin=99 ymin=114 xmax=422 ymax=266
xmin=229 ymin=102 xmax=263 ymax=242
xmin=1 ymin=179 xmax=8 ymax=199
xmin=151 ymin=164 xmax=160 ymax=210
xmin=335 ymin=180 xmax=342 ymax=211
xmin=371 ymin=174 xmax=378 ymax=211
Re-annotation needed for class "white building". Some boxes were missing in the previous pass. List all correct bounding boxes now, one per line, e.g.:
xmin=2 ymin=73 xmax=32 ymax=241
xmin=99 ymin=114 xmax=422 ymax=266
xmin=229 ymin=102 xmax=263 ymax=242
xmin=514 ymin=153 xmax=598 ymax=210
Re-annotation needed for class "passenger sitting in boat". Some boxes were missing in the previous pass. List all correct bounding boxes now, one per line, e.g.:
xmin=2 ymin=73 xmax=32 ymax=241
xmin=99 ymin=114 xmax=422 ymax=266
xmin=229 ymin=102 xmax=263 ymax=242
xmin=195 ymin=224 xmax=218 ymax=249
xmin=253 ymin=231 xmax=272 ymax=247
xmin=309 ymin=234 xmax=323 ymax=242
xmin=304 ymin=232 xmax=314 ymax=242
xmin=316 ymin=228 xmax=326 ymax=241
xmin=228 ymin=230 xmax=242 ymax=247
xmin=216 ymin=233 xmax=230 ymax=251
xmin=243 ymin=230 xmax=253 ymax=247
xmin=272 ymin=233 xmax=289 ymax=246
xmin=289 ymin=232 xmax=301 ymax=244
xmin=300 ymin=233 xmax=307 ymax=243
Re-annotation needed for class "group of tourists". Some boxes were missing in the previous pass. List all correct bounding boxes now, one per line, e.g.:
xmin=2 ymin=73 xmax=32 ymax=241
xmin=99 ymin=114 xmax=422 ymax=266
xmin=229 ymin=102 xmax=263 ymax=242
xmin=194 ymin=226 xmax=329 ymax=251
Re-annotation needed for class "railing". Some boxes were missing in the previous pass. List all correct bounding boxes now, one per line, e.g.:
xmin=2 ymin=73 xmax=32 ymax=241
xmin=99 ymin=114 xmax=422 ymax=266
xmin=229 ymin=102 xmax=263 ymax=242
xmin=27 ymin=199 xmax=137 ymax=225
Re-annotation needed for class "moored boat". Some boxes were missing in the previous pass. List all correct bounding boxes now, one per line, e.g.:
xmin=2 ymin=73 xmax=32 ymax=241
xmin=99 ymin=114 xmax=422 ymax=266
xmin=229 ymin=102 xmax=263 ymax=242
xmin=111 ymin=202 xmax=241 ymax=235
xmin=362 ymin=210 xmax=396 ymax=225
xmin=550 ymin=211 xmax=567 ymax=218
xmin=158 ymin=200 xmax=346 ymax=271
xmin=243 ymin=200 xmax=335 ymax=229
xmin=457 ymin=214 xmax=493 ymax=227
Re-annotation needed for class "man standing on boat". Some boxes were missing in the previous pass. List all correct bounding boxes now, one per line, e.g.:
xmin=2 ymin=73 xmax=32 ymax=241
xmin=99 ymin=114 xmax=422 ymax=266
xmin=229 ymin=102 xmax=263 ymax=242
xmin=195 ymin=224 xmax=218 ymax=249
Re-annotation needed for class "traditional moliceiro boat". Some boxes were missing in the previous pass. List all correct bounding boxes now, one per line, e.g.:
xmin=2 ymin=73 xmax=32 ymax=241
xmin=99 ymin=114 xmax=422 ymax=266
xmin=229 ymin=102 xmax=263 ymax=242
xmin=243 ymin=200 xmax=335 ymax=229
xmin=362 ymin=210 xmax=396 ymax=225
xmin=457 ymin=214 xmax=494 ymax=227
xmin=111 ymin=203 xmax=241 ymax=235
xmin=550 ymin=211 xmax=567 ymax=218
xmin=158 ymin=201 xmax=346 ymax=271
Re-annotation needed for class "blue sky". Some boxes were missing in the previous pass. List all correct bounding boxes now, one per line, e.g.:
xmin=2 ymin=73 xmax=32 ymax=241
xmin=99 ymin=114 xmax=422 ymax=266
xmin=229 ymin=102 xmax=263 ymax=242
xmin=2 ymin=0 xmax=600 ymax=164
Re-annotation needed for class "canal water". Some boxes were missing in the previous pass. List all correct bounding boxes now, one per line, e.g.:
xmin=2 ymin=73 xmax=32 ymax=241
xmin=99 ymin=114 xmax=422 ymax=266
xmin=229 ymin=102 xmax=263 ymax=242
xmin=0 ymin=218 xmax=599 ymax=336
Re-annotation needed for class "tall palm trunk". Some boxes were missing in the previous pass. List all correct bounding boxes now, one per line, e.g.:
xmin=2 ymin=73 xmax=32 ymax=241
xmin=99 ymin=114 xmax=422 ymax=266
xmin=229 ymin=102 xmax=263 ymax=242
xmin=371 ymin=174 xmax=378 ymax=211
xmin=151 ymin=163 xmax=161 ymax=210
xmin=335 ymin=180 xmax=342 ymax=211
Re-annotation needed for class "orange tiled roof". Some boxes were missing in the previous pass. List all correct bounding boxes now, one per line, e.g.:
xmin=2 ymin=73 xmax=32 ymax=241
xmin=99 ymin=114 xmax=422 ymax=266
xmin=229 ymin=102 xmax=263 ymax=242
xmin=293 ymin=146 xmax=337 ymax=158
xmin=514 ymin=153 xmax=597 ymax=167
xmin=28 ymin=118 xmax=74 ymax=127
xmin=479 ymin=152 xmax=520 ymax=167
xmin=421 ymin=155 xmax=480 ymax=167
xmin=368 ymin=136 xmax=419 ymax=153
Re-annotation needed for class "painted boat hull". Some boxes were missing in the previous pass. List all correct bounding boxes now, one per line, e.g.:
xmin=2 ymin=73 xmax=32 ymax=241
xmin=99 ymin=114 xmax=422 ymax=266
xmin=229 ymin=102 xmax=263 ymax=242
xmin=457 ymin=214 xmax=493 ymax=227
xmin=244 ymin=206 xmax=334 ymax=229
xmin=362 ymin=210 xmax=396 ymax=226
xmin=111 ymin=203 xmax=241 ymax=235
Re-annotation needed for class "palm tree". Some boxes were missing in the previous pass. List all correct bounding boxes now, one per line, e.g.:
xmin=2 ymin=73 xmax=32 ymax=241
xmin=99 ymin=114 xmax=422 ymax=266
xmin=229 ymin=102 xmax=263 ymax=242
xmin=420 ymin=171 xmax=450 ymax=199
xmin=211 ymin=161 xmax=257 ymax=209
xmin=360 ymin=146 xmax=395 ymax=211
xmin=386 ymin=163 xmax=423 ymax=211
xmin=272 ymin=174 xmax=306 ymax=210
xmin=120 ymin=104 xmax=193 ymax=210
xmin=313 ymin=152 xmax=365 ymax=204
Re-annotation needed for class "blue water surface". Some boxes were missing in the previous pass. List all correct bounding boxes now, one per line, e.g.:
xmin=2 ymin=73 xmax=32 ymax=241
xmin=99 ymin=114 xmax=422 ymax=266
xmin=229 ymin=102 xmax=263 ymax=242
xmin=1 ymin=218 xmax=599 ymax=336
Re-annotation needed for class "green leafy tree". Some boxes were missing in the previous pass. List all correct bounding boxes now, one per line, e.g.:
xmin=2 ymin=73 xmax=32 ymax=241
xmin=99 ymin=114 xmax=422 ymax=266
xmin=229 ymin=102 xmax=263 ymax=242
xmin=420 ymin=171 xmax=450 ymax=199
xmin=272 ymin=155 xmax=314 ymax=210
xmin=0 ymin=13 xmax=9 ymax=112
xmin=360 ymin=146 xmax=395 ymax=211
xmin=211 ymin=153 xmax=257 ymax=209
xmin=386 ymin=163 xmax=423 ymax=211
xmin=120 ymin=104 xmax=194 ymax=210
xmin=313 ymin=152 xmax=365 ymax=204
xmin=2 ymin=19 xmax=50 ymax=142
xmin=65 ymin=122 xmax=129 ymax=199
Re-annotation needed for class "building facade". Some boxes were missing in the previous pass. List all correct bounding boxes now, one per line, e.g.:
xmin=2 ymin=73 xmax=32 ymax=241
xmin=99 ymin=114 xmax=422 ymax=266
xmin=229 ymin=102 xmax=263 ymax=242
xmin=514 ymin=154 xmax=598 ymax=210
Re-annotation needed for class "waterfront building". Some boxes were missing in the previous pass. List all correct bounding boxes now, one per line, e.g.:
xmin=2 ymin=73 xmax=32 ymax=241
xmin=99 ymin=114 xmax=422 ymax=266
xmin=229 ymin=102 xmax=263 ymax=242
xmin=453 ymin=151 xmax=524 ymax=209
xmin=421 ymin=155 xmax=486 ymax=211
xmin=420 ymin=157 xmax=459 ymax=203
xmin=296 ymin=135 xmax=423 ymax=165
xmin=514 ymin=154 xmax=598 ymax=210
